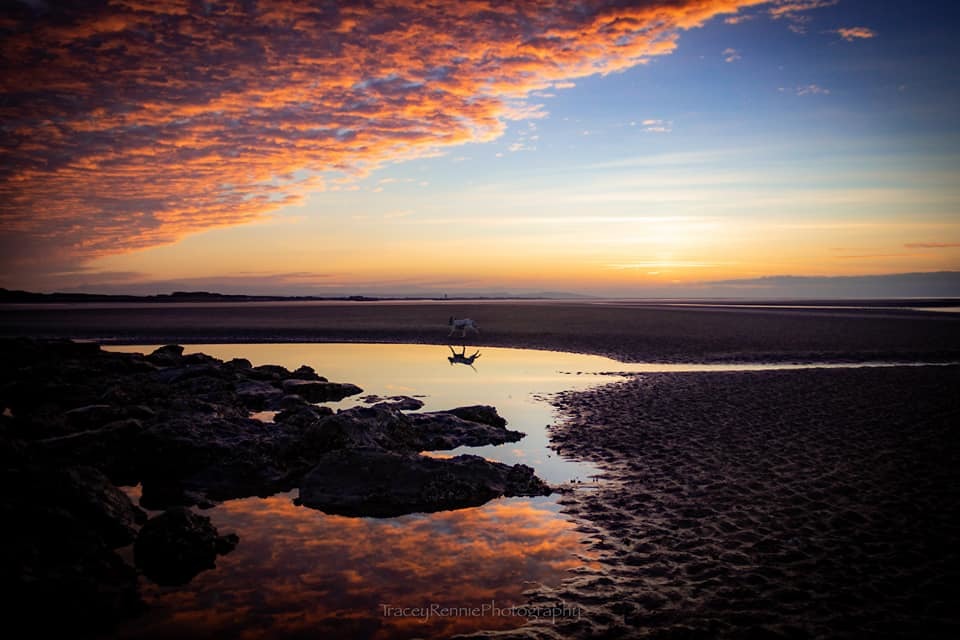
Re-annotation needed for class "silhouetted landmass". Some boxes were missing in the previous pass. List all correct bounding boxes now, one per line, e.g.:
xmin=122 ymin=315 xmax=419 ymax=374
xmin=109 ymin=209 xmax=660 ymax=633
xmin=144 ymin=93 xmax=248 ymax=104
xmin=0 ymin=288 xmax=597 ymax=304
xmin=0 ymin=288 xmax=379 ymax=303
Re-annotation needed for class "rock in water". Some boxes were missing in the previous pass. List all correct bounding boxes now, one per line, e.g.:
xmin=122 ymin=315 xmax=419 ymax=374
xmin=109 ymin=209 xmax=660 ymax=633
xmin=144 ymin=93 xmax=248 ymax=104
xmin=56 ymin=465 xmax=147 ymax=547
xmin=146 ymin=344 xmax=184 ymax=366
xmin=281 ymin=379 xmax=363 ymax=402
xmin=298 ymin=448 xmax=551 ymax=517
xmin=408 ymin=410 xmax=525 ymax=449
xmin=134 ymin=507 xmax=238 ymax=586
xmin=445 ymin=405 xmax=508 ymax=428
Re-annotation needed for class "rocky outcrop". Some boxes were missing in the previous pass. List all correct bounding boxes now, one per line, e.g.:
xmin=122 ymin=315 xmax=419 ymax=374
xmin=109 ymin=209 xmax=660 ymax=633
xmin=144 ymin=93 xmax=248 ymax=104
xmin=444 ymin=404 xmax=508 ymax=428
xmin=133 ymin=507 xmax=238 ymax=586
xmin=361 ymin=394 xmax=426 ymax=410
xmin=281 ymin=378 xmax=363 ymax=402
xmin=298 ymin=448 xmax=551 ymax=517
xmin=409 ymin=408 xmax=524 ymax=449
xmin=2 ymin=465 xmax=145 ymax=634
xmin=0 ymin=338 xmax=552 ymax=631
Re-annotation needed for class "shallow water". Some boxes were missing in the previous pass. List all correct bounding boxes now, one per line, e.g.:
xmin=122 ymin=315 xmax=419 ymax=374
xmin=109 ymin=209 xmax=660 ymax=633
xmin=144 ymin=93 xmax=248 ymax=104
xmin=107 ymin=343 xmax=953 ymax=484
xmin=113 ymin=489 xmax=591 ymax=639
xmin=105 ymin=343 xmax=621 ymax=639
xmin=109 ymin=343 xmax=627 ymax=483
xmin=104 ymin=343 xmax=948 ymax=639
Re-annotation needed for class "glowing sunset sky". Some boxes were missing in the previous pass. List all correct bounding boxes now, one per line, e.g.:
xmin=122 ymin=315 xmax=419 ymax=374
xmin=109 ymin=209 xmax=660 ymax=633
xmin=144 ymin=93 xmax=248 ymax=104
xmin=1 ymin=0 xmax=958 ymax=297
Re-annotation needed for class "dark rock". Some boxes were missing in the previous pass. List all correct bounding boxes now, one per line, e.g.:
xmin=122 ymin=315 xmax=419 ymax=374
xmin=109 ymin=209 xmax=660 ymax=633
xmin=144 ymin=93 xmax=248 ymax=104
xmin=408 ymin=410 xmax=525 ymax=449
xmin=216 ymin=532 xmax=240 ymax=555
xmin=291 ymin=365 xmax=326 ymax=381
xmin=297 ymin=448 xmax=551 ymax=517
xmin=137 ymin=418 xmax=238 ymax=476
xmin=5 ymin=505 xmax=143 ymax=634
xmin=281 ymin=379 xmax=362 ymax=402
xmin=134 ymin=416 xmax=278 ymax=505
xmin=4 ymin=465 xmax=144 ymax=548
xmin=47 ymin=339 xmax=102 ymax=358
xmin=64 ymin=404 xmax=120 ymax=429
xmin=182 ymin=352 xmax=222 ymax=366
xmin=139 ymin=477 xmax=201 ymax=510
xmin=445 ymin=404 xmax=508 ymax=428
xmin=37 ymin=419 xmax=144 ymax=484
xmin=249 ymin=363 xmax=292 ymax=380
xmin=161 ymin=364 xmax=227 ymax=385
xmin=236 ymin=379 xmax=284 ymax=409
xmin=0 ymin=428 xmax=27 ymax=466
xmin=184 ymin=458 xmax=294 ymax=502
xmin=225 ymin=357 xmax=253 ymax=369
xmin=55 ymin=466 xmax=147 ymax=547
xmin=374 ymin=395 xmax=425 ymax=410
xmin=125 ymin=404 xmax=156 ymax=420
xmin=274 ymin=403 xmax=334 ymax=428
xmin=134 ymin=507 xmax=238 ymax=586
xmin=268 ymin=393 xmax=314 ymax=411
xmin=298 ymin=405 xmax=418 ymax=454
xmin=293 ymin=404 xmax=525 ymax=455
xmin=146 ymin=344 xmax=184 ymax=366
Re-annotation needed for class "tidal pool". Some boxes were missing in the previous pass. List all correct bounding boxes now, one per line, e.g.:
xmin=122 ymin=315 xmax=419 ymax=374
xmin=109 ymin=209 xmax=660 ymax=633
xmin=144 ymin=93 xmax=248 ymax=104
xmin=104 ymin=342 xmax=628 ymax=639
xmin=108 ymin=343 xmax=629 ymax=483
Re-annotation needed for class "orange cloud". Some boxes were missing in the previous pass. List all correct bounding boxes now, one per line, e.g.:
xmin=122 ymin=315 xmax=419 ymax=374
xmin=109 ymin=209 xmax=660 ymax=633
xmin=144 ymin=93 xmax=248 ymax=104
xmin=1 ymin=0 xmax=772 ymax=276
xmin=834 ymin=26 xmax=876 ymax=41
xmin=904 ymin=243 xmax=960 ymax=249
xmin=768 ymin=0 xmax=839 ymax=34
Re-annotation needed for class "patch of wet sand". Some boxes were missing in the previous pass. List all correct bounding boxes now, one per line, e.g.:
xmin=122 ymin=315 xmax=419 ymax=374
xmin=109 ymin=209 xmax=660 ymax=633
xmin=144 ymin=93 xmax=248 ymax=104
xmin=464 ymin=365 xmax=960 ymax=638
xmin=2 ymin=300 xmax=959 ymax=363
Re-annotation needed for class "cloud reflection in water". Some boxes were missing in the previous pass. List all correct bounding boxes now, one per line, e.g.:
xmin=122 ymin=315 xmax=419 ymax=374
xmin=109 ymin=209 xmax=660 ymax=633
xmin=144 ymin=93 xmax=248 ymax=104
xmin=114 ymin=491 xmax=594 ymax=639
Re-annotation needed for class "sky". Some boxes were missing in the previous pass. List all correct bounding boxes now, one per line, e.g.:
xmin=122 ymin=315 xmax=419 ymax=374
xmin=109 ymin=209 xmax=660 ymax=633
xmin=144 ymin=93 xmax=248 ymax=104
xmin=1 ymin=0 xmax=959 ymax=298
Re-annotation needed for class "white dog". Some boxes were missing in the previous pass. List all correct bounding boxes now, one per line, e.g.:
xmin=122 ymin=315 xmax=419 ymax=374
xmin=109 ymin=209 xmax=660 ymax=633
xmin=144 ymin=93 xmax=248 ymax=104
xmin=448 ymin=316 xmax=480 ymax=337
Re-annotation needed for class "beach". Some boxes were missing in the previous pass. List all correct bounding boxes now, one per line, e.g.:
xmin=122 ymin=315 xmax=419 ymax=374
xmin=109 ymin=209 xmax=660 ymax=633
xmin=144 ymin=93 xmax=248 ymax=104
xmin=1 ymin=300 xmax=959 ymax=363
xmin=2 ymin=301 xmax=959 ymax=638
xmin=513 ymin=365 xmax=960 ymax=639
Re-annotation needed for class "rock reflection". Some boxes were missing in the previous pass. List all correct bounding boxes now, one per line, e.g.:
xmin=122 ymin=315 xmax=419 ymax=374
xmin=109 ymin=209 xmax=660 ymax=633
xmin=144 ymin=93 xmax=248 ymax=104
xmin=110 ymin=492 xmax=593 ymax=640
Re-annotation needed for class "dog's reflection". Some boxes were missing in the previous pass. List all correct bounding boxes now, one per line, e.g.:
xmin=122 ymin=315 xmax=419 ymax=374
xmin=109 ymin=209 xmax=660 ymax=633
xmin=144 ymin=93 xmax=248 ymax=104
xmin=447 ymin=345 xmax=481 ymax=371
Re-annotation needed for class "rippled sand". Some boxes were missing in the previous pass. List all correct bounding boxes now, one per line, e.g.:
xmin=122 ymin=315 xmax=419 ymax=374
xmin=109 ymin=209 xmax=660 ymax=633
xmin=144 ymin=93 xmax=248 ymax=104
xmin=479 ymin=366 xmax=960 ymax=639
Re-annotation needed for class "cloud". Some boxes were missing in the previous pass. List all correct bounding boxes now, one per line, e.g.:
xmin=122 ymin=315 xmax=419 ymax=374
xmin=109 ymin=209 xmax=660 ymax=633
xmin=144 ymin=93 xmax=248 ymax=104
xmin=905 ymin=242 xmax=960 ymax=249
xmin=723 ymin=47 xmax=742 ymax=62
xmin=641 ymin=119 xmax=674 ymax=133
xmin=780 ymin=84 xmax=830 ymax=96
xmin=768 ymin=0 xmax=839 ymax=34
xmin=0 ymin=0 xmax=772 ymax=277
xmin=834 ymin=26 xmax=876 ymax=41
xmin=705 ymin=271 xmax=960 ymax=297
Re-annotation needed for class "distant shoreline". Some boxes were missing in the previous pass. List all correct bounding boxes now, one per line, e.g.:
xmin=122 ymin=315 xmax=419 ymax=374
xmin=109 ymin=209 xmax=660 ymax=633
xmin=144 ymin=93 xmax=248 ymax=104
xmin=3 ymin=299 xmax=959 ymax=365
xmin=1 ymin=287 xmax=958 ymax=308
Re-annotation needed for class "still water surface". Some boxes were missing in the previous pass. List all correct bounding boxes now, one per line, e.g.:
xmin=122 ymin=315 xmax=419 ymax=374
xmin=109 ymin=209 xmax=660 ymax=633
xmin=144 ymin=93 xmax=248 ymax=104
xmin=104 ymin=343 xmax=943 ymax=639
xmin=105 ymin=342 xmax=627 ymax=639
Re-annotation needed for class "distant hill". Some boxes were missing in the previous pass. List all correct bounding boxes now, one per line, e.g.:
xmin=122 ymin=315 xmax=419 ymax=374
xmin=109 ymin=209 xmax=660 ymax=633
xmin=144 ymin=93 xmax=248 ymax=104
xmin=0 ymin=289 xmax=356 ymax=304
xmin=0 ymin=288 xmax=592 ymax=304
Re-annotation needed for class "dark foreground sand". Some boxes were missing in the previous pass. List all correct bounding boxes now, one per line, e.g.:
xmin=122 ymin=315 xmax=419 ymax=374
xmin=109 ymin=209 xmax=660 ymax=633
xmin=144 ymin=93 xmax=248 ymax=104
xmin=481 ymin=365 xmax=960 ymax=639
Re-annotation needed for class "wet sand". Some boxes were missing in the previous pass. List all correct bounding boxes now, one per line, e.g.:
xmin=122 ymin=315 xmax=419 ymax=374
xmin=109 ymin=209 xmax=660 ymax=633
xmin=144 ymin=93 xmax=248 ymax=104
xmin=1 ymin=299 xmax=959 ymax=363
xmin=503 ymin=366 xmax=960 ymax=639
